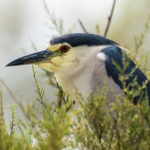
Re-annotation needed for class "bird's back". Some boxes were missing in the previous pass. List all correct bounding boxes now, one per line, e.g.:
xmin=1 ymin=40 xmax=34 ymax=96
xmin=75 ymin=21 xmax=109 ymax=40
xmin=97 ymin=46 xmax=150 ymax=104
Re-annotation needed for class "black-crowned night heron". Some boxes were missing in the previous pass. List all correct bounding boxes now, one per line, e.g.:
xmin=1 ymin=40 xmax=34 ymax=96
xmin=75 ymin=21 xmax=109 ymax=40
xmin=7 ymin=33 xmax=150 ymax=104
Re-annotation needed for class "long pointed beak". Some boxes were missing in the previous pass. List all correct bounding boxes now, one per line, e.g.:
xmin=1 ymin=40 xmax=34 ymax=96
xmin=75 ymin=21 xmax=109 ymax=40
xmin=6 ymin=50 xmax=54 ymax=66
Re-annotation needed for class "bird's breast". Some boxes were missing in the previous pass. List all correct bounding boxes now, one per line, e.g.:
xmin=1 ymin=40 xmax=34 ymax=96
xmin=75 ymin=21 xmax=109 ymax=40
xmin=55 ymin=69 xmax=93 ymax=99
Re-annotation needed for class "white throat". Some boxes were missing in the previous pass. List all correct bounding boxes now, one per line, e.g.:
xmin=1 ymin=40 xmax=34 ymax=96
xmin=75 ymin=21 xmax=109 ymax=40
xmin=54 ymin=46 xmax=107 ymax=99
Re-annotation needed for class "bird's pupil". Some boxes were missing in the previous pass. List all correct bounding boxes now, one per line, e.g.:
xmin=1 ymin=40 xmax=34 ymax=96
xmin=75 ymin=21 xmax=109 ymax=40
xmin=60 ymin=45 xmax=69 ymax=53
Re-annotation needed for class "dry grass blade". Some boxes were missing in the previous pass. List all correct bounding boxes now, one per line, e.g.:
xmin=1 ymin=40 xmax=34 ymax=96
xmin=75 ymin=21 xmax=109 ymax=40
xmin=0 ymin=80 xmax=22 ymax=108
xmin=0 ymin=79 xmax=29 ymax=120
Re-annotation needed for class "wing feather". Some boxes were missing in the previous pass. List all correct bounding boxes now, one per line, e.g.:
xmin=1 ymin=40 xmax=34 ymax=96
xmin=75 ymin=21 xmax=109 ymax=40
xmin=99 ymin=46 xmax=150 ymax=104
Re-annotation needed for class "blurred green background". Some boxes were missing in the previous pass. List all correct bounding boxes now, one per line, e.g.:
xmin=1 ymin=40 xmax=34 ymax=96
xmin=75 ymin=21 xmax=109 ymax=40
xmin=0 ymin=0 xmax=150 ymax=122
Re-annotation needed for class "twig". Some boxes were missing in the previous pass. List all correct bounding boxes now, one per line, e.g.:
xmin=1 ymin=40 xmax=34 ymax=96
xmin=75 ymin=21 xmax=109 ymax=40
xmin=10 ymin=106 xmax=15 ymax=135
xmin=0 ymin=82 xmax=4 ymax=122
xmin=78 ymin=19 xmax=88 ymax=33
xmin=104 ymin=0 xmax=116 ymax=37
xmin=134 ymin=15 xmax=150 ymax=52
xmin=32 ymin=66 xmax=47 ymax=109
xmin=42 ymin=0 xmax=64 ymax=34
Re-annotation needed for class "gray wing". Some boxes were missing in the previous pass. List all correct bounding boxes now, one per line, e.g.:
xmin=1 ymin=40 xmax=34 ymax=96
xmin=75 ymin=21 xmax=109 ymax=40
xmin=98 ymin=46 xmax=150 ymax=105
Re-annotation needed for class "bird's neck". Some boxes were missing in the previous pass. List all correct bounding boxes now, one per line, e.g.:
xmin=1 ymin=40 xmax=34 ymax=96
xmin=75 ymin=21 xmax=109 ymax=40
xmin=55 ymin=66 xmax=94 ymax=99
xmin=54 ymin=48 xmax=100 ymax=99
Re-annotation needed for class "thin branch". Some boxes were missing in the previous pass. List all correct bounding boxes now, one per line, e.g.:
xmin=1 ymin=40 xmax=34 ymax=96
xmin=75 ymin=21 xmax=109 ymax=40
xmin=134 ymin=15 xmax=150 ymax=52
xmin=10 ymin=106 xmax=15 ymax=135
xmin=104 ymin=0 xmax=116 ymax=37
xmin=78 ymin=19 xmax=88 ymax=33
xmin=0 ymin=82 xmax=4 ymax=122
xmin=32 ymin=65 xmax=47 ymax=109
xmin=42 ymin=0 xmax=64 ymax=34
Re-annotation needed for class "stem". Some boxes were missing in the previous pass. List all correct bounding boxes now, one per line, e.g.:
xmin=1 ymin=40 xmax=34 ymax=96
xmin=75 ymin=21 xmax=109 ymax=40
xmin=0 ymin=82 xmax=4 ymax=122
xmin=78 ymin=19 xmax=88 ymax=33
xmin=32 ymin=65 xmax=47 ymax=109
xmin=104 ymin=0 xmax=116 ymax=37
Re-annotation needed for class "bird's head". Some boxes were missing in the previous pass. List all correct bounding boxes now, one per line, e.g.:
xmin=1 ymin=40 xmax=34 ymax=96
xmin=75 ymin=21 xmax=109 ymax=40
xmin=7 ymin=33 xmax=116 ymax=76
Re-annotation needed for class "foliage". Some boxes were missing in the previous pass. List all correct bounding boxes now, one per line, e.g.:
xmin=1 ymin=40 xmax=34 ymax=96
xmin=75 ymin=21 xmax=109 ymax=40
xmin=0 ymin=1 xmax=150 ymax=150
xmin=1 ymin=72 xmax=150 ymax=150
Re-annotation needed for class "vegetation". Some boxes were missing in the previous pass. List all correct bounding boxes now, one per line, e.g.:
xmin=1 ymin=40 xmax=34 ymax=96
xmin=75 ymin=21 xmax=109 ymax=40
xmin=0 ymin=1 xmax=150 ymax=149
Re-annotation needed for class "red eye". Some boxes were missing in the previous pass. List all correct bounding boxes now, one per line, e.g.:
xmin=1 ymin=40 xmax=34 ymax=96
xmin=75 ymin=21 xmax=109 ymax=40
xmin=60 ymin=45 xmax=70 ymax=53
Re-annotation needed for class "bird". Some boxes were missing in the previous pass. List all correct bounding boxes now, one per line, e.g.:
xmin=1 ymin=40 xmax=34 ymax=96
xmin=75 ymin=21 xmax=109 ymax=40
xmin=6 ymin=33 xmax=150 ymax=105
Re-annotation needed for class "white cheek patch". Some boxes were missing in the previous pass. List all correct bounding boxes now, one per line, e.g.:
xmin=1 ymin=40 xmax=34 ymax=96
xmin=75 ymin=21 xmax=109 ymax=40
xmin=96 ymin=52 xmax=107 ymax=61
